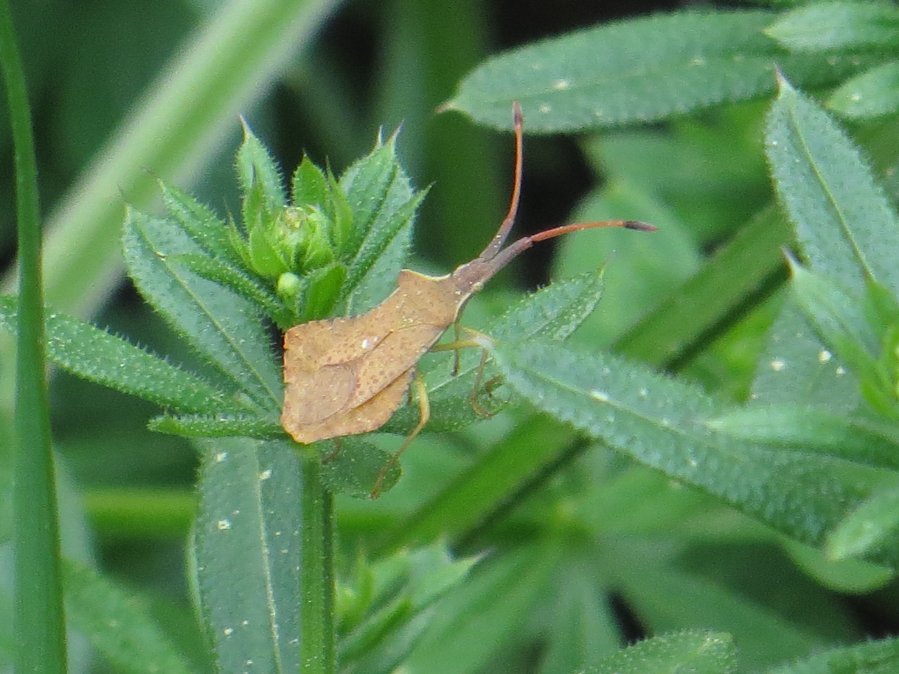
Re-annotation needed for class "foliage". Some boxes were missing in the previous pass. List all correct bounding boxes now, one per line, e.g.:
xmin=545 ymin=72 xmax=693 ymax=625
xmin=3 ymin=0 xmax=899 ymax=672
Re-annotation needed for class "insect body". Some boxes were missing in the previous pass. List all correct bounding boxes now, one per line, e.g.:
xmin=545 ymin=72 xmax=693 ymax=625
xmin=281 ymin=103 xmax=653 ymax=461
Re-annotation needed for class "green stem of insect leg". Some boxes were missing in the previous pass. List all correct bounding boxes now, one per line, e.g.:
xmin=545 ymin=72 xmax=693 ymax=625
xmin=371 ymin=374 xmax=430 ymax=498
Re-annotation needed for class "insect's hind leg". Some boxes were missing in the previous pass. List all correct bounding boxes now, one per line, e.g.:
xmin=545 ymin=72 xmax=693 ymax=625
xmin=371 ymin=373 xmax=430 ymax=499
xmin=431 ymin=328 xmax=500 ymax=417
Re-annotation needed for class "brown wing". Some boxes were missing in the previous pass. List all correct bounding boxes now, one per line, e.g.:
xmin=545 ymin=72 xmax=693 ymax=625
xmin=282 ymin=368 xmax=413 ymax=443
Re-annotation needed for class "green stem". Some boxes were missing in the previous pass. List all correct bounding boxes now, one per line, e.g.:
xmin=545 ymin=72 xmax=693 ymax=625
xmin=301 ymin=454 xmax=335 ymax=673
xmin=0 ymin=1 xmax=67 ymax=671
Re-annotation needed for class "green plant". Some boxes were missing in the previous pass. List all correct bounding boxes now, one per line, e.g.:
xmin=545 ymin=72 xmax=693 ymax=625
xmin=5 ymin=1 xmax=899 ymax=672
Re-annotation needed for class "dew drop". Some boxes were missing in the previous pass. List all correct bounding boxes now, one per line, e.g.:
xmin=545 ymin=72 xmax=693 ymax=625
xmin=818 ymin=350 xmax=832 ymax=364
xmin=215 ymin=451 xmax=228 ymax=463
xmin=836 ymin=366 xmax=846 ymax=376
xmin=770 ymin=358 xmax=786 ymax=372
xmin=259 ymin=468 xmax=272 ymax=481
xmin=223 ymin=627 xmax=234 ymax=636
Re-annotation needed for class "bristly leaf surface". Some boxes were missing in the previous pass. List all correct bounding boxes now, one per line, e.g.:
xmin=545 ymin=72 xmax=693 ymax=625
xmin=491 ymin=338 xmax=899 ymax=563
xmin=122 ymin=208 xmax=282 ymax=415
xmin=447 ymin=10 xmax=873 ymax=132
xmin=0 ymin=295 xmax=242 ymax=415
xmin=338 ymin=142 xmax=426 ymax=314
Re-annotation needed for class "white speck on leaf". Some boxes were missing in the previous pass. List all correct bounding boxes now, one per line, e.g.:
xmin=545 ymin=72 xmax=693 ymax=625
xmin=836 ymin=366 xmax=846 ymax=375
xmin=552 ymin=78 xmax=571 ymax=90
xmin=818 ymin=350 xmax=832 ymax=363
xmin=590 ymin=390 xmax=609 ymax=402
xmin=259 ymin=468 xmax=272 ymax=481
xmin=539 ymin=103 xmax=551 ymax=114
xmin=770 ymin=358 xmax=786 ymax=372
xmin=217 ymin=519 xmax=231 ymax=530
xmin=223 ymin=627 xmax=234 ymax=636
xmin=214 ymin=451 xmax=228 ymax=463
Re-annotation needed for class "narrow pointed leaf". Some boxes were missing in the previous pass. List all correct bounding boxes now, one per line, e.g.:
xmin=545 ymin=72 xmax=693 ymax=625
xmin=765 ymin=1 xmax=899 ymax=52
xmin=828 ymin=61 xmax=899 ymax=119
xmin=750 ymin=302 xmax=859 ymax=409
xmin=160 ymin=181 xmax=237 ymax=263
xmin=339 ymin=544 xmax=478 ymax=673
xmin=0 ymin=295 xmax=241 ymax=414
xmin=767 ymin=635 xmax=899 ymax=674
xmin=291 ymin=155 xmax=329 ymax=208
xmin=447 ymin=10 xmax=873 ymax=132
xmin=149 ymin=413 xmax=285 ymax=439
xmin=64 ymin=559 xmax=197 ymax=674
xmin=194 ymin=438 xmax=302 ymax=673
xmin=171 ymin=253 xmax=289 ymax=327
xmin=766 ymin=78 xmax=899 ymax=296
xmin=708 ymin=405 xmax=899 ymax=470
xmin=827 ymin=482 xmax=899 ymax=560
xmin=237 ymin=122 xmax=287 ymax=212
xmin=338 ymin=139 xmax=424 ymax=312
xmin=123 ymin=209 xmax=282 ymax=414
xmin=584 ymin=630 xmax=736 ymax=674
xmin=491 ymin=339 xmax=896 ymax=557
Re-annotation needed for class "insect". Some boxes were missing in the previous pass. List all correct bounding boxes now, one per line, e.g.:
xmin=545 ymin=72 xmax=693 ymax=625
xmin=281 ymin=102 xmax=654 ymax=493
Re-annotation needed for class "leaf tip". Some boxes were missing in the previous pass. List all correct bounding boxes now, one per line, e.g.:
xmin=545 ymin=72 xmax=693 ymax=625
xmin=435 ymin=98 xmax=457 ymax=114
xmin=774 ymin=65 xmax=795 ymax=96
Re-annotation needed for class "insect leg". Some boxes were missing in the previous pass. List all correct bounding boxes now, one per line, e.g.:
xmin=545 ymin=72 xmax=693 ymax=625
xmin=370 ymin=373 xmax=430 ymax=498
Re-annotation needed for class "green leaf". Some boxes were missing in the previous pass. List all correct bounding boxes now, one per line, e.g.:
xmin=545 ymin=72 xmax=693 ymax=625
xmin=159 ymin=181 xmax=238 ymax=264
xmin=784 ymin=539 xmax=894 ymax=594
xmin=767 ymin=635 xmax=899 ymax=674
xmin=708 ymin=404 xmax=899 ymax=470
xmin=447 ymin=10 xmax=872 ymax=132
xmin=148 ymin=413 xmax=285 ymax=439
xmin=828 ymin=60 xmax=899 ymax=119
xmin=583 ymin=630 xmax=736 ymax=674
xmin=64 ymin=559 xmax=197 ymax=674
xmin=404 ymin=546 xmax=557 ymax=674
xmin=827 ymin=481 xmax=899 ymax=560
xmin=170 ymin=253 xmax=290 ymax=327
xmin=193 ymin=438 xmax=303 ymax=673
xmin=318 ymin=437 xmax=400 ymax=498
xmin=491 ymin=338 xmax=895 ymax=556
xmin=291 ymin=155 xmax=329 ymax=208
xmin=613 ymin=545 xmax=841 ymax=668
xmin=750 ymin=302 xmax=860 ymax=410
xmin=299 ymin=262 xmax=347 ymax=322
xmin=765 ymin=77 xmax=899 ymax=296
xmin=237 ymin=120 xmax=286 ymax=214
xmin=338 ymin=136 xmax=425 ymax=313
xmin=765 ymin=1 xmax=899 ymax=52
xmin=0 ymin=295 xmax=241 ymax=415
xmin=339 ymin=544 xmax=478 ymax=674
xmin=539 ymin=568 xmax=620 ymax=673
xmin=122 ymin=208 xmax=282 ymax=414
xmin=789 ymin=263 xmax=898 ymax=414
